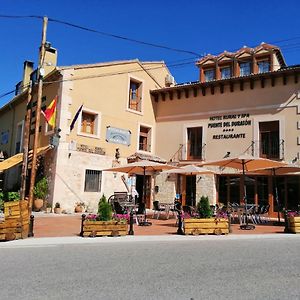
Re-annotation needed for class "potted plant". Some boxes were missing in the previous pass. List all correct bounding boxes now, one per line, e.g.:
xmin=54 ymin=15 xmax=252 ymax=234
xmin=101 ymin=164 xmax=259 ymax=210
xmin=54 ymin=202 xmax=61 ymax=214
xmin=183 ymin=196 xmax=229 ymax=235
xmin=74 ymin=201 xmax=85 ymax=213
xmin=81 ymin=194 xmax=127 ymax=237
xmin=45 ymin=201 xmax=52 ymax=213
xmin=33 ymin=177 xmax=48 ymax=211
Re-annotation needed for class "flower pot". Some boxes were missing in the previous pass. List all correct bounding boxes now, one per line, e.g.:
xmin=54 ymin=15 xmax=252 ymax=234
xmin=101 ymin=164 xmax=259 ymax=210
xmin=82 ymin=220 xmax=127 ymax=237
xmin=75 ymin=205 xmax=84 ymax=213
xmin=54 ymin=207 xmax=62 ymax=214
xmin=288 ymin=216 xmax=300 ymax=233
xmin=183 ymin=218 xmax=229 ymax=235
xmin=46 ymin=207 xmax=52 ymax=213
xmin=34 ymin=199 xmax=44 ymax=211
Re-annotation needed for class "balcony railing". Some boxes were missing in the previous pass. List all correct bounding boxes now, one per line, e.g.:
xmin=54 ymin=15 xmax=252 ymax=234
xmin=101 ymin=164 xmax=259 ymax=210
xmin=244 ymin=139 xmax=284 ymax=160
xmin=169 ymin=143 xmax=206 ymax=162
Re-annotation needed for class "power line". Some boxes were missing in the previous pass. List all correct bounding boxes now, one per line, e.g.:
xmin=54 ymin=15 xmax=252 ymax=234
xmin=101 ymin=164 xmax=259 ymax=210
xmin=0 ymin=14 xmax=202 ymax=57
xmin=47 ymin=17 xmax=201 ymax=57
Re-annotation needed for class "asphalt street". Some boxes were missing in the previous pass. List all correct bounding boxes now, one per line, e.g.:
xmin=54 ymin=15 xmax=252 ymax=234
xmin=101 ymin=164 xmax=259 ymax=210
xmin=0 ymin=235 xmax=300 ymax=300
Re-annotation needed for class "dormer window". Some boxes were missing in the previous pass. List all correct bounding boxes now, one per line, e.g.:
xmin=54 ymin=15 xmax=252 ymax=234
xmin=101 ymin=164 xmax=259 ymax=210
xmin=220 ymin=67 xmax=231 ymax=79
xmin=239 ymin=62 xmax=251 ymax=76
xmin=258 ymin=60 xmax=270 ymax=73
xmin=128 ymin=79 xmax=142 ymax=112
xmin=204 ymin=69 xmax=215 ymax=82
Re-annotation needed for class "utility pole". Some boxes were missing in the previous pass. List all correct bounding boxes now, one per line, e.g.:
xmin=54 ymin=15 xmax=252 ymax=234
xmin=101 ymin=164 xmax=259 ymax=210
xmin=20 ymin=80 xmax=32 ymax=200
xmin=28 ymin=16 xmax=48 ymax=212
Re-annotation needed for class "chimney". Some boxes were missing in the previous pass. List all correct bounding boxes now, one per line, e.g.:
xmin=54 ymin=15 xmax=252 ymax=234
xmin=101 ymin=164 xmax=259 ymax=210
xmin=43 ymin=44 xmax=57 ymax=76
xmin=23 ymin=60 xmax=34 ymax=87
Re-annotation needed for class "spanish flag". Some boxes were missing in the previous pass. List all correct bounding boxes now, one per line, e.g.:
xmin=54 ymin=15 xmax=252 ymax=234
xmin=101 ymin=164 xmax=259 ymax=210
xmin=42 ymin=96 xmax=57 ymax=127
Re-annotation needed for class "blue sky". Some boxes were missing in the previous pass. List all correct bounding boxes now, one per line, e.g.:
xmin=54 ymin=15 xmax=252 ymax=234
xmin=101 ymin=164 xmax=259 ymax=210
xmin=1 ymin=0 xmax=300 ymax=107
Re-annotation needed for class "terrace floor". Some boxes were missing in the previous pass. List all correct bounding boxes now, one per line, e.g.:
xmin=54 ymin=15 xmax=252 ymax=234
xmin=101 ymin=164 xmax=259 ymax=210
xmin=32 ymin=212 xmax=286 ymax=238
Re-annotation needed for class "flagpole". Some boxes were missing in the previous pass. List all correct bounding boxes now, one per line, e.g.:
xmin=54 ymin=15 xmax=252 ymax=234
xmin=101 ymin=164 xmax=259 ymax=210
xmin=28 ymin=16 xmax=48 ymax=213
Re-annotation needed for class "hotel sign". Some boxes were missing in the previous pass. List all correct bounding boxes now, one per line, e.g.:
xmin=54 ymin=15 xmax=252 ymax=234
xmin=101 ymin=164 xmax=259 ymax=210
xmin=106 ymin=126 xmax=131 ymax=146
xmin=208 ymin=114 xmax=251 ymax=139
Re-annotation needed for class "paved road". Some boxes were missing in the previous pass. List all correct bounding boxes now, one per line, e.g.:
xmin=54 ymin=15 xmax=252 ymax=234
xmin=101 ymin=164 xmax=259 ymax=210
xmin=0 ymin=235 xmax=300 ymax=300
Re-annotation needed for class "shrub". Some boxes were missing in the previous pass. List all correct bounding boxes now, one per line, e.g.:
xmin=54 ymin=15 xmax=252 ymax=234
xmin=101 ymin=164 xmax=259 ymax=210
xmin=3 ymin=191 xmax=20 ymax=201
xmin=197 ymin=196 xmax=212 ymax=218
xmin=97 ymin=194 xmax=112 ymax=221
xmin=33 ymin=177 xmax=48 ymax=199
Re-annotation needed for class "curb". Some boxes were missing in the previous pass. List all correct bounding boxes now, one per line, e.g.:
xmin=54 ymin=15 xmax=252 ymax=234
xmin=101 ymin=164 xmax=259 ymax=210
xmin=0 ymin=233 xmax=299 ymax=248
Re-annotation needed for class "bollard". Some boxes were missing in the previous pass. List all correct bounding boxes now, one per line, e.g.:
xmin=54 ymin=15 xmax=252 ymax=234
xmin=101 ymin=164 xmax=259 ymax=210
xmin=227 ymin=211 xmax=232 ymax=233
xmin=283 ymin=209 xmax=289 ymax=233
xmin=177 ymin=212 xmax=184 ymax=235
xmin=80 ymin=214 xmax=86 ymax=237
xmin=128 ymin=210 xmax=134 ymax=235
xmin=28 ymin=215 xmax=34 ymax=237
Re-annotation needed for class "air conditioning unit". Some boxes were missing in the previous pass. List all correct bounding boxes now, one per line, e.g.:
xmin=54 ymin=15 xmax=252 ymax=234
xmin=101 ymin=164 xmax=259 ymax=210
xmin=165 ymin=74 xmax=175 ymax=86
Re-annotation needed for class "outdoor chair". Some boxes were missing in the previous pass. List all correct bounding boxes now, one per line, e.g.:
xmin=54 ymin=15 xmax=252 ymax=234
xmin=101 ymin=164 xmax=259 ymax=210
xmin=152 ymin=201 xmax=166 ymax=219
xmin=259 ymin=204 xmax=270 ymax=223
xmin=113 ymin=201 xmax=127 ymax=215
xmin=135 ymin=202 xmax=146 ymax=225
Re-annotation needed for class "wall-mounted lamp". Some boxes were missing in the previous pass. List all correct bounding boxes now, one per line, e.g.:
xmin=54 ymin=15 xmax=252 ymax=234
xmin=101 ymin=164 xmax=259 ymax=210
xmin=224 ymin=151 xmax=231 ymax=158
xmin=115 ymin=148 xmax=120 ymax=161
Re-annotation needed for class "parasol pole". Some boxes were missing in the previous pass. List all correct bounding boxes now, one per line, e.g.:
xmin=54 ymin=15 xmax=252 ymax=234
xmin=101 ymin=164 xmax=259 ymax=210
xmin=273 ymin=168 xmax=281 ymax=225
xmin=240 ymin=159 xmax=255 ymax=230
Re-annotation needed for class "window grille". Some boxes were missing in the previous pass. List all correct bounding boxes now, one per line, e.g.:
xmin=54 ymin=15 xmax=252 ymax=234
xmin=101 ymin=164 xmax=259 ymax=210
xmin=84 ymin=169 xmax=102 ymax=192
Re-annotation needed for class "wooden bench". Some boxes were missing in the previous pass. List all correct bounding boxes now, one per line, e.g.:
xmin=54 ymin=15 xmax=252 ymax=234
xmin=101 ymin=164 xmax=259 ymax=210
xmin=0 ymin=200 xmax=29 ymax=241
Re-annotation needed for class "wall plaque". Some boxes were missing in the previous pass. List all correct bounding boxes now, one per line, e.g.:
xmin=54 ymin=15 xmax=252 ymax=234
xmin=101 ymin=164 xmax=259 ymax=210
xmin=106 ymin=126 xmax=131 ymax=146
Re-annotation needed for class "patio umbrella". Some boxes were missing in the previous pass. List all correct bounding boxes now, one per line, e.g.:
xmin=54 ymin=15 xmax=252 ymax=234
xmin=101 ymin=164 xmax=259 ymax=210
xmin=162 ymin=164 xmax=216 ymax=175
xmin=201 ymin=154 xmax=288 ymax=230
xmin=103 ymin=160 xmax=176 ymax=225
xmin=249 ymin=164 xmax=300 ymax=224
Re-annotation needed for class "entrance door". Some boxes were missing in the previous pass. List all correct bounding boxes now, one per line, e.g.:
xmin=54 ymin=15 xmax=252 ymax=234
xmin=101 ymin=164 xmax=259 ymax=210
xmin=136 ymin=175 xmax=151 ymax=208
xmin=186 ymin=175 xmax=196 ymax=207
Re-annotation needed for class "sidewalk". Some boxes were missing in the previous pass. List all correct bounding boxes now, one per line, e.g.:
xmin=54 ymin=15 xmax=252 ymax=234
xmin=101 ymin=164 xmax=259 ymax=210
xmin=32 ymin=212 xmax=285 ymax=238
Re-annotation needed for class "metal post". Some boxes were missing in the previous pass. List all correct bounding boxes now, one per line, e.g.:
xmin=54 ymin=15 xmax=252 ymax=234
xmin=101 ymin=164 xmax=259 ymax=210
xmin=128 ymin=210 xmax=134 ymax=235
xmin=28 ymin=215 xmax=34 ymax=237
xmin=80 ymin=214 xmax=86 ymax=237
xmin=283 ymin=209 xmax=289 ymax=233
xmin=177 ymin=212 xmax=184 ymax=235
xmin=28 ymin=16 xmax=48 ymax=213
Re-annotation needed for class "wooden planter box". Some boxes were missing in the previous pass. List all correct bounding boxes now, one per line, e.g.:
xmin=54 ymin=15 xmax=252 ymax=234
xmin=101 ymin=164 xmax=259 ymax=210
xmin=0 ymin=200 xmax=29 ymax=241
xmin=82 ymin=220 xmax=127 ymax=237
xmin=288 ymin=216 xmax=300 ymax=233
xmin=184 ymin=218 xmax=229 ymax=235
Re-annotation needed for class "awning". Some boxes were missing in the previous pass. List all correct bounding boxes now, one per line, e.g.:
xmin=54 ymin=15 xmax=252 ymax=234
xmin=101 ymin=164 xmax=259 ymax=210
xmin=0 ymin=145 xmax=52 ymax=172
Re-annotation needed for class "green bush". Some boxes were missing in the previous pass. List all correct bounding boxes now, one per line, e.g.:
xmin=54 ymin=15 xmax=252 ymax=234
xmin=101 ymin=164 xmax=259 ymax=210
xmin=33 ymin=177 xmax=48 ymax=199
xmin=197 ymin=196 xmax=212 ymax=218
xmin=3 ymin=191 xmax=20 ymax=201
xmin=97 ymin=194 xmax=112 ymax=221
xmin=0 ymin=192 xmax=4 ymax=212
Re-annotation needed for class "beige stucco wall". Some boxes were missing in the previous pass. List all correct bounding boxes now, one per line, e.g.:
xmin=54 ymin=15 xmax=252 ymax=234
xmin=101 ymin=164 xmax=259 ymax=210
xmin=155 ymin=77 xmax=300 ymax=163
xmin=49 ymin=61 xmax=170 ymax=211
xmin=153 ymin=75 xmax=300 ymax=205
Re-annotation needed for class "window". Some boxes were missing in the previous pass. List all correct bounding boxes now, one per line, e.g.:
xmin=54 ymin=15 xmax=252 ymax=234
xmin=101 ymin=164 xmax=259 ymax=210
xmin=81 ymin=112 xmax=96 ymax=135
xmin=258 ymin=60 xmax=270 ymax=73
xmin=139 ymin=126 xmax=151 ymax=152
xmin=259 ymin=121 xmax=279 ymax=159
xmin=84 ymin=169 xmax=102 ymax=192
xmin=128 ymin=79 xmax=142 ymax=112
xmin=15 ymin=122 xmax=23 ymax=154
xmin=187 ymin=127 xmax=202 ymax=160
xmin=204 ymin=69 xmax=215 ymax=81
xmin=220 ymin=67 xmax=231 ymax=79
xmin=239 ymin=62 xmax=251 ymax=76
